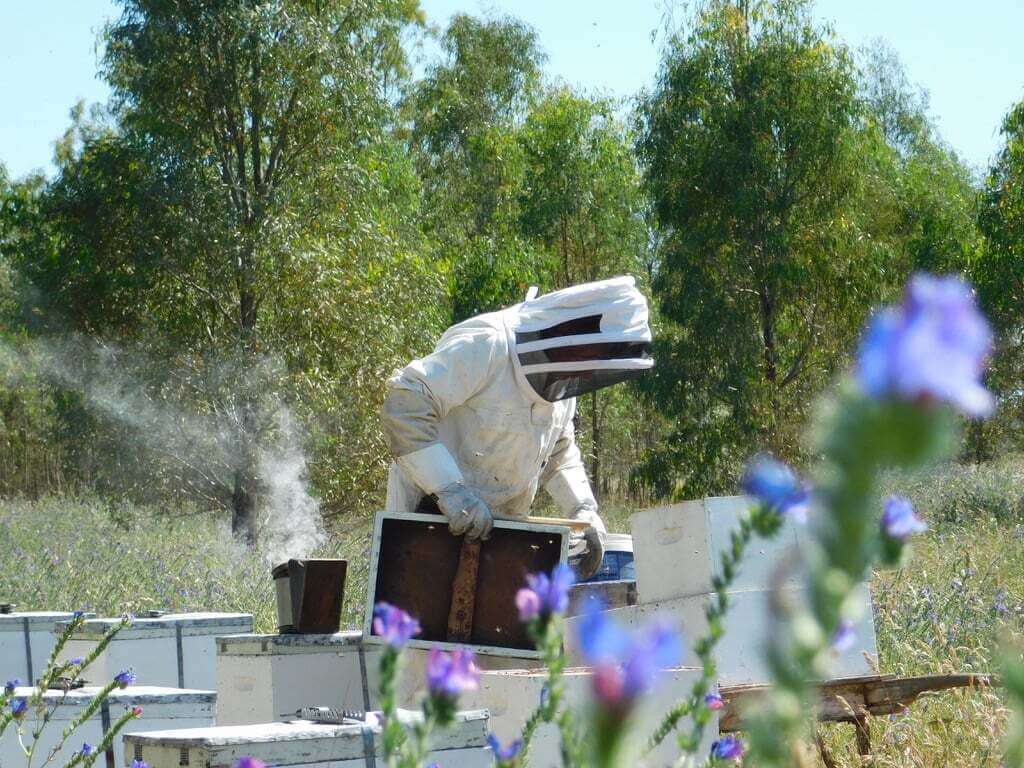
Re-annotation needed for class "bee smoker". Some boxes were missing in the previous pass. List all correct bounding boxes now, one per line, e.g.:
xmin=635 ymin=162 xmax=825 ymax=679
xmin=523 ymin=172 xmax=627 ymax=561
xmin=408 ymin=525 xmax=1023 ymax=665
xmin=272 ymin=559 xmax=347 ymax=634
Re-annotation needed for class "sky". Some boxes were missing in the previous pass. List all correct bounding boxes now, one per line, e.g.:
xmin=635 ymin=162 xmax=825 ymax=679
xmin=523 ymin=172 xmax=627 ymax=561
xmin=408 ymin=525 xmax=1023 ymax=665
xmin=2 ymin=0 xmax=1022 ymax=180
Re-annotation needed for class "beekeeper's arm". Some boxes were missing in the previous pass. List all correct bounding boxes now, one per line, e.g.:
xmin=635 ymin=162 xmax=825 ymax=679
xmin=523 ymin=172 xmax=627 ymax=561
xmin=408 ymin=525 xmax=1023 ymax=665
xmin=381 ymin=327 xmax=502 ymax=541
xmin=541 ymin=403 xmax=607 ymax=578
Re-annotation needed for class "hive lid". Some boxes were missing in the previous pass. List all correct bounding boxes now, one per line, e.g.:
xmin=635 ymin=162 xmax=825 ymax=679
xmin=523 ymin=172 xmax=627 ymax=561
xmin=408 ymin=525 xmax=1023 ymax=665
xmin=59 ymin=612 xmax=254 ymax=639
xmin=10 ymin=686 xmax=216 ymax=721
xmin=0 ymin=611 xmax=78 ymax=631
xmin=216 ymin=630 xmax=365 ymax=655
xmin=123 ymin=708 xmax=489 ymax=763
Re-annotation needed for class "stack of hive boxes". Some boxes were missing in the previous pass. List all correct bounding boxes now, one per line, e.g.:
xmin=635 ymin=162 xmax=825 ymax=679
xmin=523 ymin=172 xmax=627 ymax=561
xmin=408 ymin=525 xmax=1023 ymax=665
xmin=566 ymin=495 xmax=878 ymax=684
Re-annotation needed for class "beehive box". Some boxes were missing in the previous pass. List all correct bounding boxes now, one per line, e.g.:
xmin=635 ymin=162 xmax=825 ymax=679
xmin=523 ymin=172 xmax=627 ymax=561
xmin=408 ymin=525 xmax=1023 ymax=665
xmin=461 ymin=666 xmax=714 ymax=767
xmin=58 ymin=613 xmax=253 ymax=690
xmin=631 ymin=495 xmax=809 ymax=605
xmin=215 ymin=632 xmax=381 ymax=725
xmin=0 ymin=686 xmax=214 ymax=768
xmin=563 ymin=583 xmax=877 ymax=685
xmin=364 ymin=512 xmax=568 ymax=658
xmin=0 ymin=611 xmax=77 ymax=683
xmin=123 ymin=709 xmax=492 ymax=768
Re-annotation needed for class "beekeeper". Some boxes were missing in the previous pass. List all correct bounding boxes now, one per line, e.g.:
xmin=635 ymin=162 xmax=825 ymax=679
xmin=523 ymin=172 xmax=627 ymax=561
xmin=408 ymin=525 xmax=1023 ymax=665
xmin=381 ymin=275 xmax=654 ymax=579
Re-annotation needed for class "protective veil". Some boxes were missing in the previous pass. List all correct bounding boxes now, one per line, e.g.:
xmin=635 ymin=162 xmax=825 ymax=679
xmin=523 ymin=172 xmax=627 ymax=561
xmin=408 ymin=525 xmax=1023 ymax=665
xmin=381 ymin=276 xmax=653 ymax=569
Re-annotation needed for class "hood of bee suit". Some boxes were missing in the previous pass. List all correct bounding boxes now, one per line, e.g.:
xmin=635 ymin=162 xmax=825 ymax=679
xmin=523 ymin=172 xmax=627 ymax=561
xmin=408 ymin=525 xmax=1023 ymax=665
xmin=502 ymin=275 xmax=654 ymax=403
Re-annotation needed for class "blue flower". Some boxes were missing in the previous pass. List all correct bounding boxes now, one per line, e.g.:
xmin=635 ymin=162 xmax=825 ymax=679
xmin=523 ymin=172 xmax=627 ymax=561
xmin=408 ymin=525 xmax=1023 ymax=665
xmin=741 ymin=454 xmax=809 ymax=522
xmin=704 ymin=692 xmax=724 ymax=710
xmin=487 ymin=733 xmax=523 ymax=762
xmin=131 ymin=761 xmax=149 ymax=768
xmin=10 ymin=697 xmax=28 ymax=719
xmin=515 ymin=564 xmax=575 ymax=622
xmin=69 ymin=657 xmax=85 ymax=666
xmin=372 ymin=603 xmax=421 ymax=649
xmin=5 ymin=679 xmax=20 ymax=695
xmin=880 ymin=496 xmax=927 ymax=542
xmin=114 ymin=669 xmax=136 ymax=689
xmin=80 ymin=743 xmax=96 ymax=757
xmin=711 ymin=734 xmax=744 ymax=760
xmin=576 ymin=605 xmax=682 ymax=709
xmin=856 ymin=273 xmax=993 ymax=416
xmin=831 ymin=620 xmax=857 ymax=653
xmin=425 ymin=648 xmax=479 ymax=700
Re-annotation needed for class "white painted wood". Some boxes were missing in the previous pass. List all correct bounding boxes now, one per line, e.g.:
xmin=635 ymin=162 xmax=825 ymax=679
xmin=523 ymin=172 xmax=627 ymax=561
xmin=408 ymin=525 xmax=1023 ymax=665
xmin=0 ymin=611 xmax=77 ymax=683
xmin=215 ymin=632 xmax=382 ymax=726
xmin=631 ymin=496 xmax=809 ymax=605
xmin=57 ymin=613 xmax=253 ymax=691
xmin=563 ymin=584 xmax=878 ymax=685
xmin=123 ymin=709 xmax=491 ymax=768
xmin=0 ymin=686 xmax=214 ymax=768
xmin=460 ymin=666 xmax=715 ymax=767
xmin=363 ymin=511 xmax=569 ymax=659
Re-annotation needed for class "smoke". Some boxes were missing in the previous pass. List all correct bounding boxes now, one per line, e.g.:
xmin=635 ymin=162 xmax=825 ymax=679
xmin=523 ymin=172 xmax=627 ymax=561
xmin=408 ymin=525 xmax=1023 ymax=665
xmin=258 ymin=408 xmax=326 ymax=566
xmin=2 ymin=334 xmax=325 ymax=563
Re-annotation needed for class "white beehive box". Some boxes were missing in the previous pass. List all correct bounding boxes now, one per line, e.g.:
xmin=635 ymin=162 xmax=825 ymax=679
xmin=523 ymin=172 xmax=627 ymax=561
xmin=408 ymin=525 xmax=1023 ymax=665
xmin=216 ymin=630 xmax=547 ymax=725
xmin=461 ymin=666 xmax=714 ymax=767
xmin=58 ymin=613 xmax=253 ymax=690
xmin=216 ymin=632 xmax=382 ymax=726
xmin=123 ymin=709 xmax=492 ymax=768
xmin=563 ymin=583 xmax=877 ymax=685
xmin=0 ymin=611 xmax=77 ymax=683
xmin=631 ymin=495 xmax=810 ymax=605
xmin=0 ymin=686 xmax=214 ymax=768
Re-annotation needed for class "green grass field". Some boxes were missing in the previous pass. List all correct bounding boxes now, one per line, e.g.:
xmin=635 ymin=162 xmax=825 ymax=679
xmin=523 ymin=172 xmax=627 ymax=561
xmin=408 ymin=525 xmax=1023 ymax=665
xmin=1 ymin=459 xmax=1021 ymax=766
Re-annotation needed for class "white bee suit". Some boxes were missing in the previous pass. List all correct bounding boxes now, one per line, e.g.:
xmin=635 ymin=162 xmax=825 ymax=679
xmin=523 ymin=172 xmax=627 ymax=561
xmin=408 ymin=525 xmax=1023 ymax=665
xmin=381 ymin=276 xmax=653 ymax=540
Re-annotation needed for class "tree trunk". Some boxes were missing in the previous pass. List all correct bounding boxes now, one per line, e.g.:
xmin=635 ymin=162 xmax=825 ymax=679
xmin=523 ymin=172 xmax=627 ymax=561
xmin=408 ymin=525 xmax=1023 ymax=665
xmin=231 ymin=244 xmax=261 ymax=544
xmin=758 ymin=286 xmax=781 ymax=449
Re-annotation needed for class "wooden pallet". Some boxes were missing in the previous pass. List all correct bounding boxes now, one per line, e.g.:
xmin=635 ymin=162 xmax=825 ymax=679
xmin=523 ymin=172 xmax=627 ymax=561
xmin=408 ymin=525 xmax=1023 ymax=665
xmin=719 ymin=672 xmax=996 ymax=757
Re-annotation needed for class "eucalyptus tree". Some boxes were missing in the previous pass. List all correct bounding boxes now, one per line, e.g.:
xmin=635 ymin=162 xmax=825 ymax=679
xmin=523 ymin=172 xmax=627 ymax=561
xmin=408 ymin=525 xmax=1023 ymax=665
xmin=517 ymin=89 xmax=649 ymax=495
xmin=7 ymin=0 xmax=438 ymax=540
xmin=974 ymin=98 xmax=1024 ymax=455
xmin=636 ymin=0 xmax=871 ymax=497
xmin=408 ymin=13 xmax=549 ymax=321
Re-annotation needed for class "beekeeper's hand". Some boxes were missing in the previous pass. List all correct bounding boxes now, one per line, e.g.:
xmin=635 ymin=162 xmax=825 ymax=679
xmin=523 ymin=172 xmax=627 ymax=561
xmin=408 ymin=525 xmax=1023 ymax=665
xmin=436 ymin=483 xmax=494 ymax=541
xmin=577 ymin=525 xmax=605 ymax=580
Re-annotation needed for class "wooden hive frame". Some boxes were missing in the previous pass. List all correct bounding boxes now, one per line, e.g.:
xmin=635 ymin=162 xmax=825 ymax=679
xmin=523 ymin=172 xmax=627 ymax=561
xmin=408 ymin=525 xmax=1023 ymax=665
xmin=363 ymin=511 xmax=569 ymax=658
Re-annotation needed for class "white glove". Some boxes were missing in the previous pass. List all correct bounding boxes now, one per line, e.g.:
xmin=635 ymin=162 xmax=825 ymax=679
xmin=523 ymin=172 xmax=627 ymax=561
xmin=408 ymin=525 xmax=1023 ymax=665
xmin=571 ymin=525 xmax=605 ymax=580
xmin=436 ymin=482 xmax=494 ymax=541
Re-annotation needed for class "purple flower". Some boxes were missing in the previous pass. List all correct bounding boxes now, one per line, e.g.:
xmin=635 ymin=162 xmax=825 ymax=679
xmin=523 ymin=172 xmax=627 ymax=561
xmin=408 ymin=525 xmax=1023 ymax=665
xmin=856 ymin=273 xmax=993 ymax=416
xmin=576 ymin=605 xmax=682 ymax=710
xmin=880 ymin=496 xmax=927 ymax=542
xmin=69 ymin=657 xmax=85 ymax=666
xmin=741 ymin=454 xmax=809 ymax=522
xmin=80 ymin=744 xmax=96 ymax=757
xmin=372 ymin=603 xmax=421 ymax=648
xmin=131 ymin=761 xmax=149 ymax=768
xmin=234 ymin=758 xmax=266 ymax=768
xmin=10 ymin=697 xmax=28 ymax=719
xmin=114 ymin=669 xmax=136 ymax=688
xmin=711 ymin=734 xmax=745 ymax=760
xmin=704 ymin=692 xmax=725 ymax=710
xmin=487 ymin=733 xmax=523 ymax=762
xmin=515 ymin=564 xmax=575 ymax=622
xmin=5 ymin=679 xmax=20 ymax=694
xmin=426 ymin=648 xmax=479 ymax=700
xmin=831 ymin=620 xmax=857 ymax=653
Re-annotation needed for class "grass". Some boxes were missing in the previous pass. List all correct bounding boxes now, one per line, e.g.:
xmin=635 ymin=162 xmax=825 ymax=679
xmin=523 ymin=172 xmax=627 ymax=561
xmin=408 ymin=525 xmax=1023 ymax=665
xmin=1 ymin=458 xmax=1022 ymax=765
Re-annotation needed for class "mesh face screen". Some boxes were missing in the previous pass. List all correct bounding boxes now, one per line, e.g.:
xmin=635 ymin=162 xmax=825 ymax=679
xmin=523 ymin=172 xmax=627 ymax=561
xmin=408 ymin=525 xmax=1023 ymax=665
xmin=525 ymin=367 xmax=647 ymax=402
xmin=517 ymin=341 xmax=651 ymax=367
xmin=514 ymin=314 xmax=602 ymax=344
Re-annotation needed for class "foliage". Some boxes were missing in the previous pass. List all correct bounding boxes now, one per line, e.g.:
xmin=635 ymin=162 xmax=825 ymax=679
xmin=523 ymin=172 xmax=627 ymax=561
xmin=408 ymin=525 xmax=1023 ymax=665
xmin=635 ymin=0 xmax=872 ymax=499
